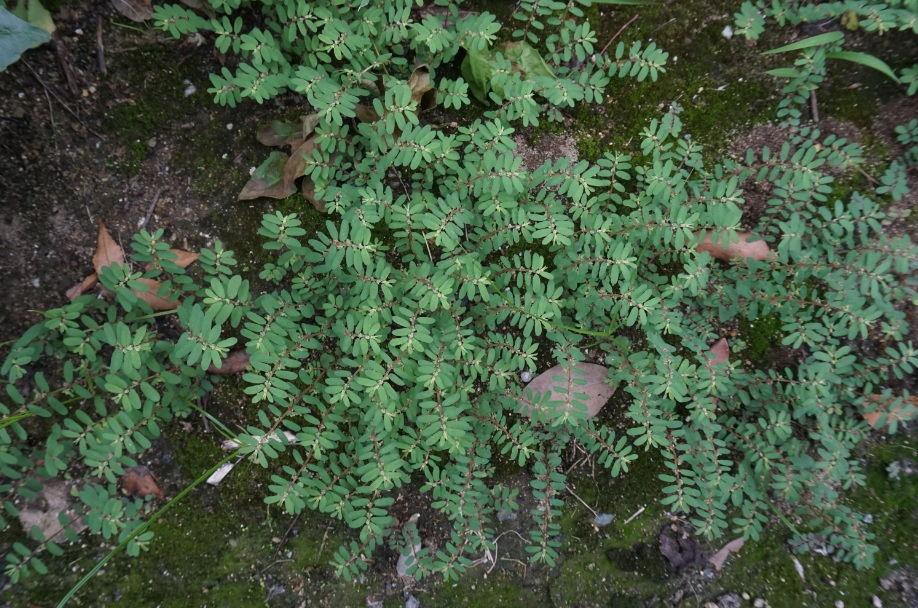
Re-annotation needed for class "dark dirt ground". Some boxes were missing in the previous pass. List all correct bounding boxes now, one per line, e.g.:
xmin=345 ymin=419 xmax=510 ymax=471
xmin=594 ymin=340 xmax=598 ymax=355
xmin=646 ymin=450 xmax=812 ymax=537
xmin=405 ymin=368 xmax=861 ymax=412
xmin=2 ymin=1 xmax=918 ymax=607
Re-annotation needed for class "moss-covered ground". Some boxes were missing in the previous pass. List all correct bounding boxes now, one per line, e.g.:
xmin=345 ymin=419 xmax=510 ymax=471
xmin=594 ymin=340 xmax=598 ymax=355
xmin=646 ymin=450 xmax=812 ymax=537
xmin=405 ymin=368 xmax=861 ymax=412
xmin=3 ymin=0 xmax=918 ymax=606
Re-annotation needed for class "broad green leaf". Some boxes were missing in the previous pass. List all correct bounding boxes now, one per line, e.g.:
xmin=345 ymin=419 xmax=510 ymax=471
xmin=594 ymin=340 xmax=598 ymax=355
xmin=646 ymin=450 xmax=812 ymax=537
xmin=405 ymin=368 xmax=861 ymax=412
xmin=826 ymin=51 xmax=900 ymax=84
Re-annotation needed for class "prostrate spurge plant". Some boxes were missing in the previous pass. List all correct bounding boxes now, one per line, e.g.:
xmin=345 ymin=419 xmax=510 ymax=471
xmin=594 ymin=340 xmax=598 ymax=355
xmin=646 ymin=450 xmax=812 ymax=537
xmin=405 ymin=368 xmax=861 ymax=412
xmin=2 ymin=0 xmax=917 ymax=588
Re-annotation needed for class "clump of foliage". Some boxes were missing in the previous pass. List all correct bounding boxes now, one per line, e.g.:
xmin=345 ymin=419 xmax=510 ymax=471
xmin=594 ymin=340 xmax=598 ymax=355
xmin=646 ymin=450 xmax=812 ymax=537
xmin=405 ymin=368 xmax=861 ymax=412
xmin=2 ymin=0 xmax=918 ymax=590
xmin=734 ymin=0 xmax=918 ymax=99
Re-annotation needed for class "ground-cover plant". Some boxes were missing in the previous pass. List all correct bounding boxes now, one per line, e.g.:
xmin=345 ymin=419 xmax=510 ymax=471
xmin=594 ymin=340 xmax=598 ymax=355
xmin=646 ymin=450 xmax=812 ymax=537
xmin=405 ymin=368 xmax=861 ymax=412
xmin=2 ymin=0 xmax=918 ymax=593
xmin=734 ymin=0 xmax=918 ymax=107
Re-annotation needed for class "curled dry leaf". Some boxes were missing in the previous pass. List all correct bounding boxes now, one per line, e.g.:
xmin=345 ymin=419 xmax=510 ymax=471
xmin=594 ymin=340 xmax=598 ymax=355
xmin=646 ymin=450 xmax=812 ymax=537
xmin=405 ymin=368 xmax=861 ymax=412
xmin=208 ymin=350 xmax=250 ymax=375
xmin=517 ymin=363 xmax=614 ymax=421
xmin=66 ymin=272 xmax=98 ymax=301
xmin=862 ymin=394 xmax=918 ymax=428
xmin=408 ymin=65 xmax=438 ymax=111
xmin=695 ymin=231 xmax=771 ymax=262
xmin=121 ymin=465 xmax=163 ymax=500
xmin=707 ymin=537 xmax=745 ymax=571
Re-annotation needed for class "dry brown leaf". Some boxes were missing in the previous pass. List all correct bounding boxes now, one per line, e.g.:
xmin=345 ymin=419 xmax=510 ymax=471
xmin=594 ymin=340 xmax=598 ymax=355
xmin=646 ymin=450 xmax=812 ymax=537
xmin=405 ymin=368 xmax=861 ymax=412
xmin=353 ymin=103 xmax=380 ymax=124
xmin=134 ymin=278 xmax=179 ymax=311
xmin=862 ymin=394 xmax=918 ymax=428
xmin=208 ymin=350 xmax=250 ymax=374
xmin=408 ymin=65 xmax=438 ymax=111
xmin=517 ymin=363 xmax=614 ymax=421
xmin=695 ymin=231 xmax=771 ymax=262
xmin=121 ymin=465 xmax=163 ymax=500
xmin=257 ymin=114 xmax=320 ymax=147
xmin=111 ymin=0 xmax=152 ymax=22
xmin=167 ymin=249 xmax=200 ymax=269
xmin=66 ymin=272 xmax=98 ymax=301
xmin=92 ymin=219 xmax=125 ymax=275
xmin=238 ymin=151 xmax=297 ymax=200
xmin=708 ymin=537 xmax=745 ymax=571
xmin=302 ymin=179 xmax=324 ymax=213
xmin=707 ymin=338 xmax=730 ymax=368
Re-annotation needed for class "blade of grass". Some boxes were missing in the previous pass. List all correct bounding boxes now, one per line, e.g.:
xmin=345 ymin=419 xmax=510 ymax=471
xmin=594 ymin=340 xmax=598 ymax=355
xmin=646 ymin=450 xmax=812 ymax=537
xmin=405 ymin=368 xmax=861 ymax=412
xmin=762 ymin=31 xmax=844 ymax=55
xmin=56 ymin=450 xmax=242 ymax=607
xmin=827 ymin=50 xmax=900 ymax=83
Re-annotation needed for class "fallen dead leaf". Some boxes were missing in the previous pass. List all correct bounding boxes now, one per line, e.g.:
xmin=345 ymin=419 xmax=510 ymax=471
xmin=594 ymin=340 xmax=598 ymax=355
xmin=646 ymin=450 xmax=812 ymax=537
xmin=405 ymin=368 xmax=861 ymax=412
xmin=66 ymin=272 xmax=98 ymax=301
xmin=708 ymin=537 xmax=744 ymax=571
xmin=707 ymin=338 xmax=729 ymax=368
xmin=238 ymin=151 xmax=296 ymax=200
xmin=862 ymin=394 xmax=918 ymax=428
xmin=695 ymin=231 xmax=771 ymax=262
xmin=208 ymin=350 xmax=250 ymax=374
xmin=517 ymin=363 xmax=614 ymax=421
xmin=17 ymin=478 xmax=87 ymax=541
xmin=121 ymin=465 xmax=163 ymax=500
xmin=164 ymin=249 xmax=199 ymax=269
xmin=111 ymin=0 xmax=151 ymax=22
xmin=92 ymin=219 xmax=125 ymax=274
xmin=133 ymin=278 xmax=179 ymax=311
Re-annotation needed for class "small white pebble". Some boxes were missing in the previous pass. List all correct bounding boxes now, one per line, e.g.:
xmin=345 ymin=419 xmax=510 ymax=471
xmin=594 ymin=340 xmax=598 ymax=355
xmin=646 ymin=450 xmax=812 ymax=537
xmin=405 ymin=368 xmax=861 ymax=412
xmin=864 ymin=514 xmax=874 ymax=523
xmin=249 ymin=166 xmax=256 ymax=175
xmin=222 ymin=153 xmax=228 ymax=159
xmin=30 ymin=278 xmax=40 ymax=288
xmin=872 ymin=596 xmax=883 ymax=608
xmin=834 ymin=601 xmax=844 ymax=608
xmin=226 ymin=123 xmax=234 ymax=130
xmin=521 ymin=370 xmax=533 ymax=383
xmin=753 ymin=600 xmax=769 ymax=608
xmin=75 ymin=28 xmax=83 ymax=35
xmin=722 ymin=25 xmax=733 ymax=39
xmin=184 ymin=83 xmax=197 ymax=97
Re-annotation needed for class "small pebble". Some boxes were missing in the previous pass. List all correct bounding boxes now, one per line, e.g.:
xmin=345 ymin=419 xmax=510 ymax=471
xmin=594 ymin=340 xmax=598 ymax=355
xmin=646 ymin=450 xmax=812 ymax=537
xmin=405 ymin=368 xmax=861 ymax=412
xmin=834 ymin=601 xmax=844 ymax=608
xmin=753 ymin=600 xmax=769 ymax=608
xmin=521 ymin=370 xmax=533 ymax=383
xmin=226 ymin=123 xmax=234 ymax=130
xmin=721 ymin=25 xmax=733 ymax=39
xmin=872 ymin=596 xmax=883 ymax=608
xmin=742 ymin=593 xmax=751 ymax=601
xmin=863 ymin=513 xmax=874 ymax=524
xmin=30 ymin=278 xmax=40 ymax=287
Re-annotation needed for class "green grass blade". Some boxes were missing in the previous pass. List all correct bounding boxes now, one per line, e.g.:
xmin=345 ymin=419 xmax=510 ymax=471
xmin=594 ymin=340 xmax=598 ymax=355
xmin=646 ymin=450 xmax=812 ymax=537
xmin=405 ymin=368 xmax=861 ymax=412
xmin=766 ymin=67 xmax=802 ymax=78
xmin=56 ymin=450 xmax=242 ymax=607
xmin=826 ymin=50 xmax=900 ymax=83
xmin=762 ymin=31 xmax=844 ymax=55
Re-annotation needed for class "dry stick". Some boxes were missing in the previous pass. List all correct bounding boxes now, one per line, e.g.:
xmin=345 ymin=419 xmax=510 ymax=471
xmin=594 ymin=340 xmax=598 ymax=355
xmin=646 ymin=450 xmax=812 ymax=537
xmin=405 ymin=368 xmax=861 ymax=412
xmin=22 ymin=61 xmax=106 ymax=141
xmin=139 ymin=189 xmax=163 ymax=228
xmin=42 ymin=85 xmax=59 ymax=154
xmin=810 ymin=90 xmax=820 ymax=123
xmin=564 ymin=484 xmax=599 ymax=519
xmin=96 ymin=17 xmax=107 ymax=75
xmin=599 ymin=14 xmax=640 ymax=57
xmin=623 ymin=505 xmax=645 ymax=525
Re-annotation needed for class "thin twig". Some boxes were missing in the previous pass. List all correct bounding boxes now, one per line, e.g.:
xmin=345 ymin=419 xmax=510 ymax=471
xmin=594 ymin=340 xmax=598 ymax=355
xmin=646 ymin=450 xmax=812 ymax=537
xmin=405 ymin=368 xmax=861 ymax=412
xmin=623 ymin=505 xmax=645 ymax=525
xmin=96 ymin=17 xmax=107 ymax=75
xmin=564 ymin=484 xmax=598 ymax=518
xmin=599 ymin=14 xmax=639 ymax=57
xmin=810 ymin=90 xmax=819 ymax=123
xmin=42 ymin=85 xmax=59 ymax=154
xmin=21 ymin=61 xmax=105 ymax=140
xmin=139 ymin=189 xmax=162 ymax=228
xmin=274 ymin=512 xmax=302 ymax=556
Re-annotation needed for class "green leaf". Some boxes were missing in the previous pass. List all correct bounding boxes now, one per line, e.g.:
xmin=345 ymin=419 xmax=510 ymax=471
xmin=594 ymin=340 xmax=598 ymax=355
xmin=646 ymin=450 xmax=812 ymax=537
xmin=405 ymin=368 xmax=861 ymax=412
xmin=826 ymin=51 xmax=900 ymax=84
xmin=0 ymin=6 xmax=50 ymax=72
xmin=761 ymin=31 xmax=844 ymax=55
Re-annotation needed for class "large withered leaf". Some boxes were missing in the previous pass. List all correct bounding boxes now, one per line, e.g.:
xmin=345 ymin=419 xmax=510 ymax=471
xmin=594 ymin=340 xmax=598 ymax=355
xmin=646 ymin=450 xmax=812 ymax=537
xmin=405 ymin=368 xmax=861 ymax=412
xmin=92 ymin=219 xmax=125 ymax=275
xmin=862 ymin=394 xmax=918 ymax=428
xmin=517 ymin=363 xmax=614 ymax=421
xmin=238 ymin=151 xmax=296 ymax=200
xmin=111 ymin=0 xmax=151 ymax=22
xmin=695 ymin=231 xmax=771 ymax=262
xmin=707 ymin=338 xmax=729 ymax=368
xmin=256 ymin=114 xmax=320 ymax=147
